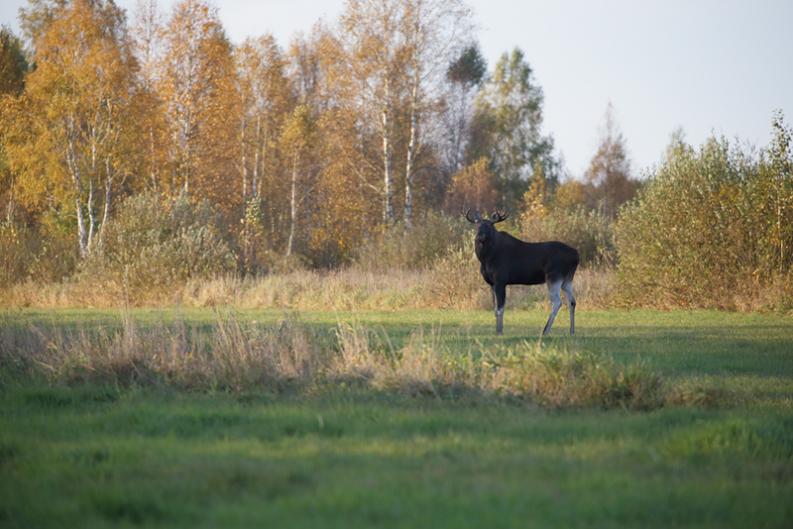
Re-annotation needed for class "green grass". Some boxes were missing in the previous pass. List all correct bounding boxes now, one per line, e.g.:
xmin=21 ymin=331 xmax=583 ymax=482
xmin=1 ymin=308 xmax=792 ymax=528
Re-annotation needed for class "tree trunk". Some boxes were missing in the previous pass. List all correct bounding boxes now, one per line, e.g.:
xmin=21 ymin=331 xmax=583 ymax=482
xmin=99 ymin=158 xmax=113 ymax=246
xmin=183 ymin=158 xmax=190 ymax=194
xmin=253 ymin=115 xmax=261 ymax=198
xmin=381 ymin=81 xmax=394 ymax=225
xmin=404 ymin=80 xmax=419 ymax=228
xmin=241 ymin=119 xmax=248 ymax=203
xmin=148 ymin=127 xmax=157 ymax=189
xmin=87 ymin=128 xmax=97 ymax=252
xmin=87 ymin=178 xmax=96 ymax=252
xmin=66 ymin=133 xmax=88 ymax=258
xmin=75 ymin=196 xmax=87 ymax=258
xmin=286 ymin=151 xmax=298 ymax=257
xmin=451 ymin=85 xmax=472 ymax=175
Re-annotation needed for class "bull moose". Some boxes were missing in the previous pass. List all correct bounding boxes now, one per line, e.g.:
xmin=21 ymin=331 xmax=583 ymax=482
xmin=465 ymin=209 xmax=580 ymax=336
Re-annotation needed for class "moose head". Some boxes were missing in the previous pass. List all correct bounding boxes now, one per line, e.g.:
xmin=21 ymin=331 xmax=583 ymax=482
xmin=465 ymin=209 xmax=509 ymax=254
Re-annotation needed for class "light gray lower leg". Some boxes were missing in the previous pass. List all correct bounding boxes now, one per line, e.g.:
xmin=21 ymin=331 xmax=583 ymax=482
xmin=542 ymin=280 xmax=563 ymax=335
xmin=494 ymin=284 xmax=506 ymax=336
xmin=562 ymin=280 xmax=576 ymax=336
xmin=492 ymin=287 xmax=501 ymax=335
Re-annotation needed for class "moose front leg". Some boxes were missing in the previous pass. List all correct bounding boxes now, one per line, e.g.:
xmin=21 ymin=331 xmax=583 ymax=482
xmin=494 ymin=283 xmax=506 ymax=335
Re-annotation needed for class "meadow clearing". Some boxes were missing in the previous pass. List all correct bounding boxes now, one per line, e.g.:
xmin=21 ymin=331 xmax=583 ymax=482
xmin=1 ymin=0 xmax=792 ymax=526
xmin=1 ymin=307 xmax=792 ymax=528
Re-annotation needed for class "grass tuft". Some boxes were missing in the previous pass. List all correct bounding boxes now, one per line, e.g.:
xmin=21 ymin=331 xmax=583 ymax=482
xmin=0 ymin=311 xmax=729 ymax=410
xmin=489 ymin=343 xmax=665 ymax=409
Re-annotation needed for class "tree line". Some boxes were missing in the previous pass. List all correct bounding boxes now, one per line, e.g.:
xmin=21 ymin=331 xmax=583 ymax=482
xmin=2 ymin=0 xmax=790 ymax=312
xmin=0 ymin=0 xmax=639 ymax=273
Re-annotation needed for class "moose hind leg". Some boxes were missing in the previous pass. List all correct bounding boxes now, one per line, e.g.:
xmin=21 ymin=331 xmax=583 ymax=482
xmin=562 ymin=279 xmax=576 ymax=336
xmin=494 ymin=283 xmax=506 ymax=335
xmin=542 ymin=279 xmax=563 ymax=336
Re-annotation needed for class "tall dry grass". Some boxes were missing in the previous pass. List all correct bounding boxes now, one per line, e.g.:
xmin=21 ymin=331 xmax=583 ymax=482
xmin=1 ymin=311 xmax=674 ymax=409
xmin=1 ymin=266 xmax=616 ymax=310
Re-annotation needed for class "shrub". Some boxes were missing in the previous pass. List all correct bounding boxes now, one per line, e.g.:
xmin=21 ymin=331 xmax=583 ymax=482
xmin=80 ymin=192 xmax=236 ymax=299
xmin=0 ymin=215 xmax=77 ymax=287
xmin=615 ymin=128 xmax=793 ymax=310
xmin=520 ymin=206 xmax=616 ymax=266
xmin=424 ymin=240 xmax=490 ymax=309
xmin=354 ymin=211 xmax=468 ymax=271
xmin=0 ymin=221 xmax=38 ymax=287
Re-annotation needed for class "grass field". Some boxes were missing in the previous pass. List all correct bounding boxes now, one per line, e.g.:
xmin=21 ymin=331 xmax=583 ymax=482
xmin=1 ymin=308 xmax=792 ymax=528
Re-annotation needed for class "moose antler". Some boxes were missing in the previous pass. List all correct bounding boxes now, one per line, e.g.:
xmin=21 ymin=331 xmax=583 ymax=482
xmin=490 ymin=210 xmax=509 ymax=223
xmin=465 ymin=209 xmax=482 ymax=223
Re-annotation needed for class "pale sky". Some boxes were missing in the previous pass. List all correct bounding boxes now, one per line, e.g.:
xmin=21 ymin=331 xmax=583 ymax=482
xmin=2 ymin=0 xmax=792 ymax=178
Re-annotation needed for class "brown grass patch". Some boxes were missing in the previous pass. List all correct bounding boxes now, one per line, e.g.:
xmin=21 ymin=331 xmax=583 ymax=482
xmin=0 ymin=311 xmax=719 ymax=410
xmin=0 ymin=267 xmax=616 ymax=310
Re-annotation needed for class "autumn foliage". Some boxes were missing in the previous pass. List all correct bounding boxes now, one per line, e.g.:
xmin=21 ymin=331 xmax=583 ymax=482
xmin=0 ymin=0 xmax=791 ymax=311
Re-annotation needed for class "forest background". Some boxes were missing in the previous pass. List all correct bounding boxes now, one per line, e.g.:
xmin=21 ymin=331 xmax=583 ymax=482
xmin=0 ymin=0 xmax=791 ymax=311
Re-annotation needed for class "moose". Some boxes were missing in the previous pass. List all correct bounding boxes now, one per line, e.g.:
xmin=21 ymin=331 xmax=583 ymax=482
xmin=465 ymin=209 xmax=580 ymax=336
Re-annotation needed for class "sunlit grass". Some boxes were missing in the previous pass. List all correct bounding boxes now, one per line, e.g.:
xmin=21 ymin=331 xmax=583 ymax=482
xmin=0 ymin=308 xmax=792 ymax=528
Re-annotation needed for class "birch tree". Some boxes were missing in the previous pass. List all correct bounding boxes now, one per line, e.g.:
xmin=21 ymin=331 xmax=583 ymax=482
xmin=442 ymin=43 xmax=486 ymax=176
xmin=157 ymin=0 xmax=238 ymax=211
xmin=131 ymin=0 xmax=168 ymax=190
xmin=18 ymin=0 xmax=69 ymax=53
xmin=280 ymin=104 xmax=316 ymax=257
xmin=296 ymin=27 xmax=380 ymax=265
xmin=340 ymin=0 xmax=405 ymax=226
xmin=5 ymin=0 xmax=143 ymax=257
xmin=0 ymin=27 xmax=29 ymax=221
xmin=339 ymin=0 xmax=471 ymax=227
xmin=398 ymin=0 xmax=471 ymax=227
xmin=235 ymin=35 xmax=292 ymax=204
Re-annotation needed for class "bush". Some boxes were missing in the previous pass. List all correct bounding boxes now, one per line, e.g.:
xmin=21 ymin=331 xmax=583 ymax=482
xmin=615 ymin=130 xmax=793 ymax=310
xmin=354 ymin=211 xmax=468 ymax=271
xmin=520 ymin=206 xmax=616 ymax=266
xmin=0 ymin=215 xmax=77 ymax=287
xmin=81 ymin=192 xmax=236 ymax=298
xmin=424 ymin=240 xmax=490 ymax=309
xmin=0 ymin=221 xmax=38 ymax=287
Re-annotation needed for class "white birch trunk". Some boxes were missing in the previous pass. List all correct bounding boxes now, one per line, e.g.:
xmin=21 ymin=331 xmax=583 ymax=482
xmin=87 ymin=178 xmax=96 ymax=252
xmin=99 ymin=158 xmax=113 ymax=246
xmin=286 ymin=151 xmax=298 ymax=257
xmin=252 ymin=115 xmax=261 ymax=198
xmin=87 ymin=127 xmax=97 ymax=252
xmin=404 ymin=80 xmax=419 ymax=228
xmin=381 ymin=81 xmax=394 ymax=225
xmin=75 ymin=195 xmax=87 ymax=258
xmin=183 ymin=142 xmax=191 ymax=194
xmin=241 ymin=119 xmax=248 ymax=203
xmin=66 ymin=131 xmax=89 ymax=258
